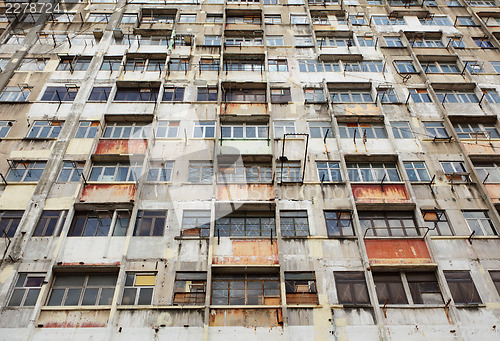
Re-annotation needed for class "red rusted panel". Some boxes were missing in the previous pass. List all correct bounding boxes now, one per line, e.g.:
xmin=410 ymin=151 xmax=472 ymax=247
xmin=216 ymin=184 xmax=274 ymax=201
xmin=209 ymin=308 xmax=282 ymax=327
xmin=223 ymin=103 xmax=267 ymax=116
xmin=79 ymin=184 xmax=136 ymax=203
xmin=365 ymin=239 xmax=432 ymax=265
xmin=94 ymin=139 xmax=147 ymax=156
xmin=213 ymin=240 xmax=279 ymax=265
xmin=351 ymin=184 xmax=410 ymax=204
xmin=340 ymin=104 xmax=381 ymax=116
xmin=38 ymin=310 xmax=110 ymax=328
xmin=485 ymin=184 xmax=500 ymax=205
xmin=462 ymin=141 xmax=500 ymax=155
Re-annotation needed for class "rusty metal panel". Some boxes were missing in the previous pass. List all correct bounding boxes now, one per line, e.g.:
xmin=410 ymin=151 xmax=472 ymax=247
xmin=213 ymin=240 xmax=279 ymax=265
xmin=223 ymin=103 xmax=267 ymax=116
xmin=484 ymin=184 xmax=500 ymax=205
xmin=351 ymin=184 xmax=410 ymax=204
xmin=216 ymin=184 xmax=274 ymax=201
xmin=341 ymin=104 xmax=381 ymax=116
xmin=462 ymin=141 xmax=500 ymax=156
xmin=364 ymin=239 xmax=432 ymax=265
xmin=38 ymin=310 xmax=110 ymax=328
xmin=94 ymin=139 xmax=147 ymax=156
xmin=209 ymin=308 xmax=282 ymax=327
xmin=79 ymin=184 xmax=136 ymax=203
xmin=286 ymin=293 xmax=318 ymax=305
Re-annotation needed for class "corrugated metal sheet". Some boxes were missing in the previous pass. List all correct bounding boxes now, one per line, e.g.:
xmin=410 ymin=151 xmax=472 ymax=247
xmin=365 ymin=239 xmax=432 ymax=265
xmin=79 ymin=184 xmax=136 ymax=203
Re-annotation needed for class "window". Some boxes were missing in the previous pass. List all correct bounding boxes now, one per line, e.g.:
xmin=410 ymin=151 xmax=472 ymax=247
xmin=274 ymin=121 xmax=295 ymax=139
xmin=391 ymin=122 xmax=414 ymax=139
xmin=57 ymin=58 xmax=91 ymax=71
xmin=349 ymin=14 xmax=366 ymax=25
xmin=269 ymin=59 xmax=288 ymax=72
xmin=359 ymin=211 xmax=419 ymax=237
xmin=344 ymin=61 xmax=384 ymax=72
xmin=5 ymin=34 xmax=25 ymax=45
xmin=133 ymin=211 xmax=166 ymax=236
xmin=330 ymin=90 xmax=373 ymax=103
xmin=6 ymin=162 xmax=46 ymax=182
xmin=188 ymin=161 xmax=213 ymax=183
xmin=141 ymin=13 xmax=174 ymax=24
xmin=358 ymin=37 xmax=375 ymax=47
xmin=218 ymin=163 xmax=272 ymax=183
xmin=446 ymin=0 xmax=462 ymax=5
xmin=226 ymin=16 xmax=261 ymax=24
xmin=395 ymin=61 xmax=416 ymax=73
xmin=335 ymin=15 xmax=347 ymax=24
xmin=87 ymin=13 xmax=111 ymax=23
xmin=373 ymin=273 xmax=408 ymax=304
xmin=162 ymin=87 xmax=184 ymax=102
xmin=168 ymin=58 xmax=190 ymax=72
xmin=0 ymin=86 xmax=31 ymax=102
xmin=216 ymin=212 xmax=275 ymax=237
xmin=476 ymin=162 xmax=500 ymax=183
xmin=334 ymin=272 xmax=370 ymax=305
xmin=299 ymin=60 xmax=340 ymax=72
xmin=223 ymin=60 xmax=264 ymax=72
xmin=404 ymin=161 xmax=431 ymax=182
xmin=291 ymin=14 xmax=308 ymax=24
xmin=457 ymin=17 xmax=477 ymax=26
xmin=473 ymin=38 xmax=494 ymax=48
xmin=0 ymin=211 xmax=23 ymax=238
xmin=338 ymin=123 xmax=387 ymax=139
xmin=463 ymin=211 xmax=497 ymax=236
xmin=440 ymin=161 xmax=469 ymax=182
xmin=8 ymin=273 xmax=45 ymax=307
xmin=103 ymin=122 xmax=150 ymax=139
xmin=316 ymin=162 xmax=342 ymax=182
xmin=423 ymin=62 xmax=460 ymax=73
xmin=347 ymin=162 xmax=400 ymax=182
xmin=114 ymin=87 xmax=159 ymax=101
xmin=178 ymin=14 xmax=196 ymax=23
xmin=156 ymin=121 xmax=179 ymax=138
xmin=409 ymin=89 xmax=432 ymax=103
xmin=173 ymin=272 xmax=207 ymax=305
xmin=89 ymin=162 xmax=142 ymax=182
xmin=101 ymin=57 xmax=122 ymax=71
xmin=206 ymin=14 xmax=223 ymax=23
xmin=469 ymin=0 xmax=496 ymax=6
xmin=33 ymin=211 xmax=66 ymax=237
xmin=285 ymin=272 xmax=318 ymax=304
xmin=309 ymin=122 xmax=334 ymax=139
xmin=295 ymin=35 xmax=314 ymax=47
xmin=193 ymin=122 xmax=215 ymax=138
xmin=146 ymin=59 xmax=165 ymax=72
xmin=304 ymin=88 xmax=326 ymax=103
xmin=280 ymin=211 xmax=309 ymax=237
xmin=121 ymin=273 xmax=155 ymax=305
xmin=325 ymin=211 xmax=353 ymax=237
xmin=27 ymin=121 xmax=63 ymax=139
xmin=41 ymin=86 xmax=78 ymax=102
xmin=419 ymin=16 xmax=452 ymax=26
xmin=312 ymin=15 xmax=330 ymax=25
xmin=124 ymin=58 xmax=145 ymax=72
xmin=204 ymin=35 xmax=221 ymax=46
xmin=377 ymin=88 xmax=399 ymax=103
xmin=266 ymin=36 xmax=284 ymax=46
xmin=482 ymin=90 xmax=500 ymax=104
xmin=211 ymin=272 xmax=280 ymax=305
xmin=88 ymin=87 xmax=111 ymax=102
xmin=264 ymin=15 xmax=281 ymax=24
xmin=75 ymin=121 xmax=99 ymax=139
xmin=409 ymin=38 xmax=444 ymax=48
xmin=0 ymin=121 xmax=12 ymax=138
xmin=147 ymin=161 xmax=173 ymax=182
xmin=121 ymin=14 xmax=138 ymax=24
xmin=200 ymin=58 xmax=220 ymax=71
xmin=277 ymin=162 xmax=302 ymax=183
xmin=57 ymin=161 xmax=84 ymax=182
xmin=18 ymin=58 xmax=47 ymax=71
xmin=270 ymin=88 xmax=291 ymax=103
xmin=47 ymin=273 xmax=117 ymax=306
xmin=224 ymin=89 xmax=266 ymax=102
xmin=453 ymin=122 xmax=499 ymax=139
xmin=225 ymin=37 xmax=263 ymax=46
xmin=69 ymin=211 xmax=120 ymax=237
xmin=317 ymin=36 xmax=353 ymax=47
xmin=424 ymin=122 xmax=449 ymax=138
xmin=444 ymin=271 xmax=482 ymax=304
xmin=490 ymin=271 xmax=500 ymax=295
xmin=221 ymin=124 xmax=268 ymax=139
xmin=197 ymin=87 xmax=218 ymax=101
xmin=182 ymin=210 xmax=211 ymax=237
xmin=422 ymin=210 xmax=454 ymax=236
xmin=385 ymin=37 xmax=404 ymax=47
xmin=491 ymin=62 xmax=500 ymax=73
xmin=372 ymin=16 xmax=406 ymax=25
xmin=435 ymin=91 xmax=478 ymax=103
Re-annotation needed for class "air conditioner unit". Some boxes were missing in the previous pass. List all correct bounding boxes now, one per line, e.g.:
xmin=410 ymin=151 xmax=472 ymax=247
xmin=113 ymin=28 xmax=123 ymax=39
xmin=93 ymin=28 xmax=103 ymax=39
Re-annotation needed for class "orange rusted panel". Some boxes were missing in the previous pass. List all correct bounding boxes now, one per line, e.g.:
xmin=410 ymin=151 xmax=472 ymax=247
xmin=351 ymin=184 xmax=410 ymax=204
xmin=484 ymin=184 xmax=500 ymax=205
xmin=209 ymin=308 xmax=282 ymax=327
xmin=216 ymin=184 xmax=274 ymax=201
xmin=213 ymin=240 xmax=279 ymax=265
xmin=462 ymin=141 xmax=500 ymax=155
xmin=365 ymin=239 xmax=432 ymax=265
xmin=94 ymin=139 xmax=147 ymax=156
xmin=79 ymin=184 xmax=136 ymax=203
xmin=38 ymin=310 xmax=110 ymax=328
xmin=342 ymin=104 xmax=381 ymax=116
xmin=286 ymin=293 xmax=318 ymax=305
xmin=223 ymin=103 xmax=267 ymax=116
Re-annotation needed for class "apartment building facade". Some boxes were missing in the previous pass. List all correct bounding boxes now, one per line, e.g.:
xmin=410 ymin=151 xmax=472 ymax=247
xmin=0 ymin=0 xmax=499 ymax=339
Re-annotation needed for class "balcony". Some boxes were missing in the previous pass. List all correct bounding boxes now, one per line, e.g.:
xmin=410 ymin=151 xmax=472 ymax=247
xmin=364 ymin=238 xmax=433 ymax=266
xmin=94 ymin=139 xmax=148 ymax=158
xmin=79 ymin=184 xmax=136 ymax=203
xmin=351 ymin=184 xmax=411 ymax=206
